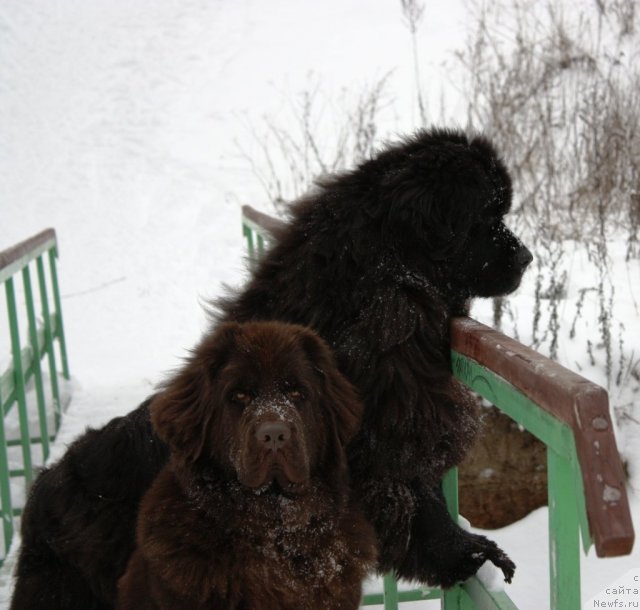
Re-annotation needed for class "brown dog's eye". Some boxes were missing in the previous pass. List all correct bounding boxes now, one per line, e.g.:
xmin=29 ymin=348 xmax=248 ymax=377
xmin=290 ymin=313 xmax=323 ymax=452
xmin=231 ymin=391 xmax=252 ymax=406
xmin=287 ymin=390 xmax=304 ymax=403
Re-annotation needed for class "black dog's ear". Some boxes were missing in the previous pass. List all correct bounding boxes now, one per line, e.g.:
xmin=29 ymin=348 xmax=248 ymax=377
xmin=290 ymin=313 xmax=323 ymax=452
xmin=378 ymin=129 xmax=510 ymax=260
xmin=151 ymin=323 xmax=241 ymax=465
xmin=298 ymin=329 xmax=363 ymax=447
xmin=468 ymin=134 xmax=513 ymax=217
xmin=382 ymin=163 xmax=479 ymax=260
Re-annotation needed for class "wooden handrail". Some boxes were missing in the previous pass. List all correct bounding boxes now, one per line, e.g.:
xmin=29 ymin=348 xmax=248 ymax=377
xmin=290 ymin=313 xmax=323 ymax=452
xmin=241 ymin=205 xmax=285 ymax=236
xmin=0 ymin=228 xmax=57 ymax=272
xmin=451 ymin=317 xmax=633 ymax=557
xmin=0 ymin=229 xmax=57 ymax=284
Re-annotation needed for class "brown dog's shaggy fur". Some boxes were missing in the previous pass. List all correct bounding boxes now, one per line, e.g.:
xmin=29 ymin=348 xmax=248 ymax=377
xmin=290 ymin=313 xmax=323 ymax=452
xmin=116 ymin=321 xmax=377 ymax=610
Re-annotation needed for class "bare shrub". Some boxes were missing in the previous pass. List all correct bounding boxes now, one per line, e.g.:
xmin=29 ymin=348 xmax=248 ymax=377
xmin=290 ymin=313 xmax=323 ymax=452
xmin=400 ymin=0 xmax=427 ymax=125
xmin=456 ymin=0 xmax=640 ymax=405
xmin=457 ymin=0 xmax=640 ymax=241
xmin=236 ymin=73 xmax=392 ymax=216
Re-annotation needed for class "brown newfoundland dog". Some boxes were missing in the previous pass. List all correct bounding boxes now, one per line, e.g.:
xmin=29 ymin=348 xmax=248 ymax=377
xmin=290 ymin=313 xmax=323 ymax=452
xmin=12 ymin=128 xmax=529 ymax=608
xmin=116 ymin=321 xmax=376 ymax=610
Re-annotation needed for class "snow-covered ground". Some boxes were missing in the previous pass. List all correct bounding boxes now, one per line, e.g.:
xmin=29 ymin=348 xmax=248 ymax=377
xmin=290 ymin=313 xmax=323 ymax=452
xmin=1 ymin=1 xmax=638 ymax=608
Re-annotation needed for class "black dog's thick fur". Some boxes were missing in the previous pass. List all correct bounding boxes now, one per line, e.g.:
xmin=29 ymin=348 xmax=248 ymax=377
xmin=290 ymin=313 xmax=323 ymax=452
xmin=12 ymin=128 xmax=530 ymax=608
xmin=11 ymin=401 xmax=167 ymax=609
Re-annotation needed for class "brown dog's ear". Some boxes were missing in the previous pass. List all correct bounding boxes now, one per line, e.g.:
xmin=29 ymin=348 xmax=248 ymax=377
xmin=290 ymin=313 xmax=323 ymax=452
xmin=151 ymin=323 xmax=241 ymax=464
xmin=298 ymin=329 xmax=362 ymax=447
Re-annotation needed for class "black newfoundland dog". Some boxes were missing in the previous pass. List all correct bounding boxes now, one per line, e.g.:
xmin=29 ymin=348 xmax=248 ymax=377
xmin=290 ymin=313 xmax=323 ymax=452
xmin=12 ymin=128 xmax=531 ymax=608
xmin=117 ymin=321 xmax=376 ymax=610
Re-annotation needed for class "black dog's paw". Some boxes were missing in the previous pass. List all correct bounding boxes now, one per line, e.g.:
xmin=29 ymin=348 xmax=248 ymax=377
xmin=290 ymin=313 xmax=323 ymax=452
xmin=467 ymin=534 xmax=515 ymax=584
xmin=434 ymin=532 xmax=516 ymax=589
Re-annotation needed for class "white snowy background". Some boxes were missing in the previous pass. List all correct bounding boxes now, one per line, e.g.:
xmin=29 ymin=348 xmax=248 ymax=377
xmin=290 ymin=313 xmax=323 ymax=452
xmin=1 ymin=1 xmax=638 ymax=608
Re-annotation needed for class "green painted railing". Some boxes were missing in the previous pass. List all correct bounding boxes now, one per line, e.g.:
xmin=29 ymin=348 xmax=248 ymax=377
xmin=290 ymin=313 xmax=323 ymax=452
xmin=0 ymin=228 xmax=70 ymax=563
xmin=241 ymin=205 xmax=635 ymax=610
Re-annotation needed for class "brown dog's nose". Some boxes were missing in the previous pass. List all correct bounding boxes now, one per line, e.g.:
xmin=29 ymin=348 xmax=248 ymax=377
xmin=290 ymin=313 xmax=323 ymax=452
xmin=255 ymin=421 xmax=291 ymax=450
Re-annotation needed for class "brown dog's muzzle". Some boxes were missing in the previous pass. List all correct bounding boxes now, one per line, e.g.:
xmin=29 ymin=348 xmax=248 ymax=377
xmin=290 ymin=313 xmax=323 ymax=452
xmin=234 ymin=407 xmax=310 ymax=494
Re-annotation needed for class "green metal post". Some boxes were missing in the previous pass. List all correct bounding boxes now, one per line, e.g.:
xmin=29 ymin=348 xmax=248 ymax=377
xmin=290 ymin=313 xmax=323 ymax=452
xmin=441 ymin=468 xmax=472 ymax=609
xmin=37 ymin=256 xmax=62 ymax=431
xmin=382 ymin=573 xmax=400 ymax=610
xmin=243 ymin=225 xmax=256 ymax=269
xmin=443 ymin=467 xmax=459 ymax=516
xmin=547 ymin=447 xmax=581 ymax=610
xmin=442 ymin=587 xmax=464 ymax=610
xmin=5 ymin=277 xmax=34 ymax=484
xmin=0 ymin=381 xmax=14 ymax=557
xmin=48 ymin=249 xmax=69 ymax=380
xmin=22 ymin=264 xmax=50 ymax=460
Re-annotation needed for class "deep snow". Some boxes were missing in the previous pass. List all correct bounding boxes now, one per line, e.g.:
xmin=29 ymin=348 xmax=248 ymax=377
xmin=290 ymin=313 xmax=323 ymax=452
xmin=1 ymin=1 xmax=638 ymax=608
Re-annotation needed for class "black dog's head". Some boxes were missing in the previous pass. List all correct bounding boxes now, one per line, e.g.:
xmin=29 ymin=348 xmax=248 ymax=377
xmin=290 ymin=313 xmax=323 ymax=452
xmin=348 ymin=128 xmax=532 ymax=301
xmin=151 ymin=321 xmax=362 ymax=496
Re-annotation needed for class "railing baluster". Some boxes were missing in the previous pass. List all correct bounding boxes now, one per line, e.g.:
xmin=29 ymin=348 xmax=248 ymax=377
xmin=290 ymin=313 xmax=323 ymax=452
xmin=22 ymin=264 xmax=50 ymax=461
xmin=48 ymin=248 xmax=69 ymax=380
xmin=442 ymin=468 xmax=466 ymax=610
xmin=5 ymin=277 xmax=34 ymax=485
xmin=382 ymin=573 xmax=399 ymax=610
xmin=243 ymin=225 xmax=256 ymax=269
xmin=0 ymin=375 xmax=14 ymax=556
xmin=547 ymin=448 xmax=581 ymax=610
xmin=36 ymin=255 xmax=62 ymax=432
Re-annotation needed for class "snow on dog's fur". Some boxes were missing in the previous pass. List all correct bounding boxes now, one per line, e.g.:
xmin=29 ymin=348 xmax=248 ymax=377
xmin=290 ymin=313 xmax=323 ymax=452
xmin=117 ymin=321 xmax=376 ymax=610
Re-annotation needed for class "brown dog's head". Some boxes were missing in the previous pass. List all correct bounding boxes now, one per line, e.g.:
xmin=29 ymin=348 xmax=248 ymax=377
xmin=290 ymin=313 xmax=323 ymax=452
xmin=151 ymin=321 xmax=362 ymax=495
